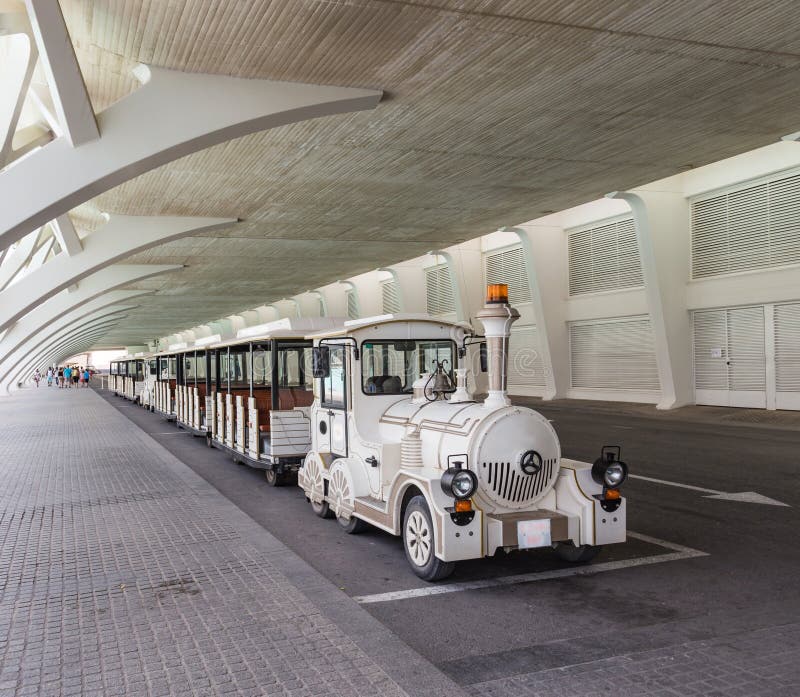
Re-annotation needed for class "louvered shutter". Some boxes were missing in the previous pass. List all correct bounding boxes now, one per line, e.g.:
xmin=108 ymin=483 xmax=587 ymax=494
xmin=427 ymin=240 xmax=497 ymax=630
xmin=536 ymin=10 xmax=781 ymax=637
xmin=726 ymin=306 xmax=765 ymax=391
xmin=693 ymin=305 xmax=766 ymax=407
xmin=692 ymin=310 xmax=728 ymax=390
xmin=775 ymin=303 xmax=800 ymax=394
xmin=692 ymin=171 xmax=800 ymax=278
xmin=569 ymin=317 xmax=659 ymax=391
xmin=568 ymin=218 xmax=642 ymax=295
xmin=381 ymin=279 xmax=401 ymax=314
xmin=425 ymin=265 xmax=456 ymax=316
xmin=346 ymin=290 xmax=358 ymax=319
xmin=507 ymin=326 xmax=546 ymax=390
xmin=485 ymin=246 xmax=531 ymax=304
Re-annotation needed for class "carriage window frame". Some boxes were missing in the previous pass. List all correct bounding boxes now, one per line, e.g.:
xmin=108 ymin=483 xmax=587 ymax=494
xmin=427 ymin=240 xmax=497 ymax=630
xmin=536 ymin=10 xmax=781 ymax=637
xmin=359 ymin=339 xmax=457 ymax=396
xmin=276 ymin=341 xmax=313 ymax=390
xmin=320 ymin=343 xmax=347 ymax=410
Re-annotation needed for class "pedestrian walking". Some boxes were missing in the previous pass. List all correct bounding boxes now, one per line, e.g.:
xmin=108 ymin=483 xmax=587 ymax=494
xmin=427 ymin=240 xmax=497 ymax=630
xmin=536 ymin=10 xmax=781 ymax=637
xmin=72 ymin=367 xmax=79 ymax=388
xmin=63 ymin=366 xmax=72 ymax=388
xmin=46 ymin=367 xmax=53 ymax=387
xmin=78 ymin=367 xmax=85 ymax=387
xmin=83 ymin=368 xmax=91 ymax=387
xmin=58 ymin=366 xmax=64 ymax=388
xmin=33 ymin=369 xmax=41 ymax=388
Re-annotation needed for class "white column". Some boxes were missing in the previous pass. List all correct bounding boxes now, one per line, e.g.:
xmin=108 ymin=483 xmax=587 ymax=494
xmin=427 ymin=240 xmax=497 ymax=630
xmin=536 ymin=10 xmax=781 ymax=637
xmin=504 ymin=224 xmax=569 ymax=400
xmin=609 ymin=188 xmax=693 ymax=409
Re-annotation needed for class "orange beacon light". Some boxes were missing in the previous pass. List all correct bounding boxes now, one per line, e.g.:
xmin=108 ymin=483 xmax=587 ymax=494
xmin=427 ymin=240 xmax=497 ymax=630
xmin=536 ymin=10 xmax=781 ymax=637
xmin=486 ymin=283 xmax=509 ymax=304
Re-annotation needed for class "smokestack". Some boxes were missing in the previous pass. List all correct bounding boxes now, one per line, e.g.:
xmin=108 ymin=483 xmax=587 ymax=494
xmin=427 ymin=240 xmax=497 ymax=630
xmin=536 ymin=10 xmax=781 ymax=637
xmin=476 ymin=284 xmax=519 ymax=410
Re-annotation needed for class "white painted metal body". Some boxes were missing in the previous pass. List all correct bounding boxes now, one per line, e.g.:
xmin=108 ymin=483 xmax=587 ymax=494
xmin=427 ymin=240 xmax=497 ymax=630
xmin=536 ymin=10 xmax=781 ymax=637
xmin=299 ymin=315 xmax=627 ymax=564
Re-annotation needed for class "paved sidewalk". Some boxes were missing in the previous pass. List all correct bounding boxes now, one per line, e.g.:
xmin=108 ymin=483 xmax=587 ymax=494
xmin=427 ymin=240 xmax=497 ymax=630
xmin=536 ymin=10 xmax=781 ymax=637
xmin=0 ymin=387 xmax=462 ymax=697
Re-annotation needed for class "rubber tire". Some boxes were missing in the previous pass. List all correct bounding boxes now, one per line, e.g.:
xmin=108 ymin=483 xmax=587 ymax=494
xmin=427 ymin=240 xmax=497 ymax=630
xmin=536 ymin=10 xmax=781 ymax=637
xmin=311 ymin=499 xmax=334 ymax=519
xmin=554 ymin=542 xmax=601 ymax=563
xmin=337 ymin=514 xmax=369 ymax=534
xmin=402 ymin=496 xmax=456 ymax=582
xmin=264 ymin=468 xmax=289 ymax=486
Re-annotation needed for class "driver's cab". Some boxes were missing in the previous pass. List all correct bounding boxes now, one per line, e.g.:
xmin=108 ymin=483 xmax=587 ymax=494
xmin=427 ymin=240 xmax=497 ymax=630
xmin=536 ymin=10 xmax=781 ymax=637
xmin=308 ymin=314 xmax=470 ymax=499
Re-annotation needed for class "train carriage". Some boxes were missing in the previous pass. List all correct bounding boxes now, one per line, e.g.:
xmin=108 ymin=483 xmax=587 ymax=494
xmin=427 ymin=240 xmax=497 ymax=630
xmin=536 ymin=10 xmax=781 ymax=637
xmin=206 ymin=317 xmax=343 ymax=483
xmin=109 ymin=357 xmax=146 ymax=402
xmin=298 ymin=285 xmax=629 ymax=581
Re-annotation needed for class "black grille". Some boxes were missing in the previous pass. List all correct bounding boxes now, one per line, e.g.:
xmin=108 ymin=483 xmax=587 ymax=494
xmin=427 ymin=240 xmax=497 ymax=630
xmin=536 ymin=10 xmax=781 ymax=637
xmin=482 ymin=458 xmax=557 ymax=503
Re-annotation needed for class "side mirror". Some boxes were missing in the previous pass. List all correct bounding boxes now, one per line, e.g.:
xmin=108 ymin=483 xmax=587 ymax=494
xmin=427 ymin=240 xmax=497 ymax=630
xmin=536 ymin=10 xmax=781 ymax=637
xmin=312 ymin=346 xmax=330 ymax=378
xmin=479 ymin=342 xmax=487 ymax=373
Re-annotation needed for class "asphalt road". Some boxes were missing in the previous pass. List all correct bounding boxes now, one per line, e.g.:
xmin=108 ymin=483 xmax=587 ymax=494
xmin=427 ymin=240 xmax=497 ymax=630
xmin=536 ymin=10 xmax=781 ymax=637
xmin=100 ymin=390 xmax=800 ymax=690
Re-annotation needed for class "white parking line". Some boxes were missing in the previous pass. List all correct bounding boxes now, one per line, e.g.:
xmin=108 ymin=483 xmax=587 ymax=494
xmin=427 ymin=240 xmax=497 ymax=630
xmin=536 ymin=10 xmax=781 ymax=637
xmin=629 ymin=473 xmax=719 ymax=494
xmin=353 ymin=531 xmax=707 ymax=604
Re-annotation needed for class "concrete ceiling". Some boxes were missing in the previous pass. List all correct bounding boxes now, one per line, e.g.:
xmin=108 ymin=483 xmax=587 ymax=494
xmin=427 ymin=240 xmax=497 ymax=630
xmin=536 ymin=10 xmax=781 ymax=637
xmin=57 ymin=0 xmax=800 ymax=347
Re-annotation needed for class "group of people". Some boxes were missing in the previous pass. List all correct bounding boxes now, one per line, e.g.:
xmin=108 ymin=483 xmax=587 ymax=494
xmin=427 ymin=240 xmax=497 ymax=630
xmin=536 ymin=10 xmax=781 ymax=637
xmin=33 ymin=366 xmax=92 ymax=389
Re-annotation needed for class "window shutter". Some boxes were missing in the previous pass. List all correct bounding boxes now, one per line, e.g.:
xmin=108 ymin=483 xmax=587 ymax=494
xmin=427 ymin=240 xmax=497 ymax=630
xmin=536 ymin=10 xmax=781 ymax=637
xmin=692 ymin=171 xmax=800 ymax=278
xmin=346 ymin=290 xmax=358 ymax=319
xmin=381 ymin=279 xmax=401 ymax=314
xmin=568 ymin=218 xmax=642 ymax=295
xmin=569 ymin=316 xmax=659 ymax=390
xmin=425 ymin=264 xmax=455 ymax=315
xmin=776 ymin=303 xmax=800 ymax=393
xmin=484 ymin=246 xmax=531 ymax=304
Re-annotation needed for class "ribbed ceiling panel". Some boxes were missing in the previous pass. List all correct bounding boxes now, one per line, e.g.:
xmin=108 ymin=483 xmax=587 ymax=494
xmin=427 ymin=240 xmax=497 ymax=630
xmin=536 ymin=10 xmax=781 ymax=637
xmin=54 ymin=0 xmax=800 ymax=345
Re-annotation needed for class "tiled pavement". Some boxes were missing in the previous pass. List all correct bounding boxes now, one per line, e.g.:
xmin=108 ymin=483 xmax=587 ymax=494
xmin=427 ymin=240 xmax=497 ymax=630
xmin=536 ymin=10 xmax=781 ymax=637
xmin=471 ymin=622 xmax=800 ymax=696
xmin=3 ymin=387 xmax=800 ymax=697
xmin=0 ymin=387 xmax=462 ymax=697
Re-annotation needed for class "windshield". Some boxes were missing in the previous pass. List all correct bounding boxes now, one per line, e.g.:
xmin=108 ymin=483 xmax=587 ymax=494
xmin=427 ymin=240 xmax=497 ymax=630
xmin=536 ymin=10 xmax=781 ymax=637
xmin=361 ymin=340 xmax=455 ymax=395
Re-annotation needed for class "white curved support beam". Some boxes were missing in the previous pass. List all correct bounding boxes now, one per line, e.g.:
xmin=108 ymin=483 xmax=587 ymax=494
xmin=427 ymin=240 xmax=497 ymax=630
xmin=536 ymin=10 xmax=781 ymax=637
xmin=0 ymin=214 xmax=230 ymax=332
xmin=0 ymin=63 xmax=382 ymax=250
xmin=8 ymin=310 xmax=128 ymax=385
xmin=0 ymin=293 xmax=147 ymax=388
xmin=52 ymin=214 xmax=82 ymax=256
xmin=25 ymin=329 xmax=115 ymax=388
xmin=24 ymin=0 xmax=99 ymax=148
xmin=607 ymin=190 xmax=693 ymax=409
xmin=0 ymin=227 xmax=41 ymax=290
xmin=0 ymin=263 xmax=173 ymax=368
xmin=500 ymin=226 xmax=561 ymax=401
xmin=6 ymin=315 xmax=125 ymax=393
xmin=8 ymin=233 xmax=54 ymax=286
xmin=0 ymin=16 xmax=39 ymax=167
xmin=7 ymin=309 xmax=131 ymax=389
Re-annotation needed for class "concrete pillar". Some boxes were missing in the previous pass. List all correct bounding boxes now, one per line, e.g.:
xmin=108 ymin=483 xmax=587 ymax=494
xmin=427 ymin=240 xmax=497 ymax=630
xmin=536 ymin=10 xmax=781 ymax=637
xmin=503 ymin=223 xmax=570 ymax=400
xmin=609 ymin=188 xmax=693 ymax=409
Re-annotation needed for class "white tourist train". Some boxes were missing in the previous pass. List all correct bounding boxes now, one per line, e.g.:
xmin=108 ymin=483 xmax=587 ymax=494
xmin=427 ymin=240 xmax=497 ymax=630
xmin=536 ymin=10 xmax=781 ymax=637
xmin=297 ymin=283 xmax=628 ymax=580
xmin=141 ymin=284 xmax=628 ymax=581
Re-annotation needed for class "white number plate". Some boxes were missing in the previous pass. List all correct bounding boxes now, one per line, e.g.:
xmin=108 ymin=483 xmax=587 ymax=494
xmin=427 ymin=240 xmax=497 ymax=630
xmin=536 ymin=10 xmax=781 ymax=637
xmin=517 ymin=519 xmax=551 ymax=549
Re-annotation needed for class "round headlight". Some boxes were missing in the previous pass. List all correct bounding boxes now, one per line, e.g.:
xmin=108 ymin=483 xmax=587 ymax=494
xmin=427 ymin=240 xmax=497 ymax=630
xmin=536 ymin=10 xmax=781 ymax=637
xmin=440 ymin=466 xmax=478 ymax=500
xmin=452 ymin=471 xmax=476 ymax=498
xmin=604 ymin=463 xmax=626 ymax=488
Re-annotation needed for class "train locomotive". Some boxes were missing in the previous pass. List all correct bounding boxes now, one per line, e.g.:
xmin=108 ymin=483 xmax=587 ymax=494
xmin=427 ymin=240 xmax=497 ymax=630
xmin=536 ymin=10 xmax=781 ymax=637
xmin=299 ymin=284 xmax=628 ymax=580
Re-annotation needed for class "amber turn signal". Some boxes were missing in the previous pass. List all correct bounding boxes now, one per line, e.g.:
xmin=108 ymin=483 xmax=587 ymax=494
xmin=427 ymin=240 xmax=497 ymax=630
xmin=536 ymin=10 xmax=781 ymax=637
xmin=454 ymin=499 xmax=472 ymax=513
xmin=486 ymin=283 xmax=509 ymax=304
xmin=604 ymin=489 xmax=621 ymax=500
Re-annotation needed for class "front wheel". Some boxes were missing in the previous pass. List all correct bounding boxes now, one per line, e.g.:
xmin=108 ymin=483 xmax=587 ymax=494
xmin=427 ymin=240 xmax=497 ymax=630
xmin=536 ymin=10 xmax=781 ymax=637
xmin=553 ymin=541 xmax=601 ymax=563
xmin=402 ymin=496 xmax=455 ymax=582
